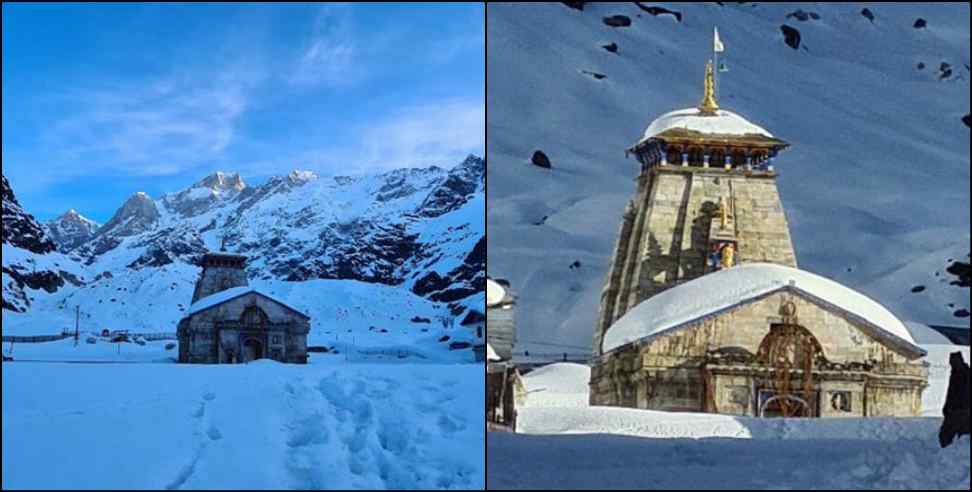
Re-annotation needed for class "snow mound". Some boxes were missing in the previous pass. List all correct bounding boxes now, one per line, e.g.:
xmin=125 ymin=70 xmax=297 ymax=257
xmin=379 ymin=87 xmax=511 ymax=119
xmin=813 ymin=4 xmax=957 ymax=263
xmin=603 ymin=263 xmax=919 ymax=353
xmin=641 ymin=108 xmax=774 ymax=141
xmin=488 ymin=430 xmax=970 ymax=491
xmin=906 ymin=321 xmax=954 ymax=345
xmin=486 ymin=279 xmax=506 ymax=307
xmin=521 ymin=363 xmax=591 ymax=408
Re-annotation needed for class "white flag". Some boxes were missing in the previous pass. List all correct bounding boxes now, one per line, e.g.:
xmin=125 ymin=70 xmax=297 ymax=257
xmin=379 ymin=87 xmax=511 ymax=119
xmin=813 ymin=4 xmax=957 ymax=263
xmin=714 ymin=27 xmax=725 ymax=53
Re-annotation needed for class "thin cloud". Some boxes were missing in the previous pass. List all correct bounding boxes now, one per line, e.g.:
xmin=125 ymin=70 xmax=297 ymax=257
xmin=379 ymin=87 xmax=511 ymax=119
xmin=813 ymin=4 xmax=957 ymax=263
xmin=45 ymin=73 xmax=252 ymax=178
xmin=290 ymin=4 xmax=357 ymax=88
xmin=358 ymin=98 xmax=485 ymax=170
xmin=240 ymin=98 xmax=485 ymax=177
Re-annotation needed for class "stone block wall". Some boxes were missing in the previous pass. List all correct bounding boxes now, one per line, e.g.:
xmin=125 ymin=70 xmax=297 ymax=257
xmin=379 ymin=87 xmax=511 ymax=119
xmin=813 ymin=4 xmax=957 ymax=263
xmin=178 ymin=293 xmax=310 ymax=364
xmin=590 ymin=290 xmax=928 ymax=417
xmin=594 ymin=166 xmax=798 ymax=355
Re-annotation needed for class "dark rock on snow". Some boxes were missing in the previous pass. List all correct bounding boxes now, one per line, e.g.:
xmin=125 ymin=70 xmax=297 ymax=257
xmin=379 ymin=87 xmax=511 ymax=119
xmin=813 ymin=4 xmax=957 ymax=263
xmin=786 ymin=10 xmax=818 ymax=22
xmin=582 ymin=70 xmax=608 ymax=80
xmin=531 ymin=151 xmax=553 ymax=169
xmin=602 ymin=15 xmax=632 ymax=28
xmin=633 ymin=3 xmax=682 ymax=23
xmin=780 ymin=25 xmax=802 ymax=50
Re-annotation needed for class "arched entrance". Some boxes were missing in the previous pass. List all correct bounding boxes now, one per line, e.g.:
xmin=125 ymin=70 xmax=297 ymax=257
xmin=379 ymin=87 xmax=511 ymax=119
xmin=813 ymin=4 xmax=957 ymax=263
xmin=759 ymin=394 xmax=811 ymax=418
xmin=242 ymin=338 xmax=264 ymax=362
xmin=755 ymin=302 xmax=824 ymax=418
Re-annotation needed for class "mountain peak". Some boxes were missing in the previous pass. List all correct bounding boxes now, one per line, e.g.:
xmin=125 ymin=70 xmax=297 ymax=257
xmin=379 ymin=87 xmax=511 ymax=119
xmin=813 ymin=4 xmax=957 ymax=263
xmin=56 ymin=209 xmax=99 ymax=227
xmin=287 ymin=170 xmax=319 ymax=185
xmin=48 ymin=209 xmax=100 ymax=253
xmin=197 ymin=171 xmax=246 ymax=192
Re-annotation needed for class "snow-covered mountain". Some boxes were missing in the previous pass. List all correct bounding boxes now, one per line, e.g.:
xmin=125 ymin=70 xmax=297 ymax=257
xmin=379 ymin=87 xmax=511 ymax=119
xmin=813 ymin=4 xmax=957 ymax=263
xmin=2 ymin=176 xmax=84 ymax=313
xmin=486 ymin=3 xmax=970 ymax=356
xmin=2 ymin=156 xmax=486 ymax=357
xmin=46 ymin=209 xmax=100 ymax=253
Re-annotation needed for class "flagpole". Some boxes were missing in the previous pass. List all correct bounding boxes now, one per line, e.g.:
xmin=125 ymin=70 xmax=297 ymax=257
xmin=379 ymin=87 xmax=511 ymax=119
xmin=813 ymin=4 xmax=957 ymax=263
xmin=713 ymin=26 xmax=719 ymax=102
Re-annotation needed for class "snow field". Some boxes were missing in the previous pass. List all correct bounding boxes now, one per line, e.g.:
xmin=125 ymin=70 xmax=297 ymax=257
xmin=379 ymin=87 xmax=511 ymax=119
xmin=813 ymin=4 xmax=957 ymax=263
xmin=1 ymin=359 xmax=485 ymax=490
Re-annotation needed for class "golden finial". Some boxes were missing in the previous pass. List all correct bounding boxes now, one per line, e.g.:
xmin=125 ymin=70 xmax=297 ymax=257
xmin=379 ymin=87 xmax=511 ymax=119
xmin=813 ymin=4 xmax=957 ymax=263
xmin=699 ymin=60 xmax=719 ymax=114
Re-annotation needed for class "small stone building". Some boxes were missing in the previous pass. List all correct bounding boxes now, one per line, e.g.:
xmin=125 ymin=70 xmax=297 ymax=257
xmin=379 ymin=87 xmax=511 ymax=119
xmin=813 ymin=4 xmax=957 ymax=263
xmin=177 ymin=253 xmax=310 ymax=364
xmin=590 ymin=61 xmax=928 ymax=418
xmin=487 ymin=279 xmax=516 ymax=360
xmin=487 ymin=279 xmax=523 ymax=430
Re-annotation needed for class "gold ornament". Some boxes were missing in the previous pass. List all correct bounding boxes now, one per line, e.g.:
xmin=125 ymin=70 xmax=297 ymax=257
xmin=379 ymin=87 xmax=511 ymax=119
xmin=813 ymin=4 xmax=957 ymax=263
xmin=699 ymin=60 xmax=719 ymax=115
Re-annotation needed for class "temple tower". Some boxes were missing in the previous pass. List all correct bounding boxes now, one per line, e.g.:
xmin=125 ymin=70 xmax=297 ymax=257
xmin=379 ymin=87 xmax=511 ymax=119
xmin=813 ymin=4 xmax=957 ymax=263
xmin=593 ymin=61 xmax=798 ymax=355
xmin=191 ymin=253 xmax=250 ymax=303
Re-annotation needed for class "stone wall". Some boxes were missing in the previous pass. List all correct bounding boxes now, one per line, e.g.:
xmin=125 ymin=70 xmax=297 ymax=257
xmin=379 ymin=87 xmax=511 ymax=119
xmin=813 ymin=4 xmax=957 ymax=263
xmin=191 ymin=265 xmax=249 ymax=304
xmin=594 ymin=166 xmax=798 ymax=355
xmin=488 ymin=304 xmax=516 ymax=360
xmin=590 ymin=290 xmax=928 ymax=417
xmin=178 ymin=292 xmax=310 ymax=364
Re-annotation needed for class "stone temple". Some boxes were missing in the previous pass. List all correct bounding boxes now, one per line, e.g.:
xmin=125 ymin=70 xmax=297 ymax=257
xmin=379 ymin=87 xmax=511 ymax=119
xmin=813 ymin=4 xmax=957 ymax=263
xmin=177 ymin=253 xmax=310 ymax=364
xmin=589 ymin=61 xmax=928 ymax=418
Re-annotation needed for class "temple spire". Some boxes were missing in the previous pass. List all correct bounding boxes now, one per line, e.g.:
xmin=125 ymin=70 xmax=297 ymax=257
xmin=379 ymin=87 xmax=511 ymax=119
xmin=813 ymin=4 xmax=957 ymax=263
xmin=699 ymin=60 xmax=719 ymax=115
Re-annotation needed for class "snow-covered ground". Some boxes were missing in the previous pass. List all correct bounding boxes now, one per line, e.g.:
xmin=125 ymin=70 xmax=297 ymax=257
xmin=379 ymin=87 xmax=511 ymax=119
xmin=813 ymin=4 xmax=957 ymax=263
xmin=2 ymin=355 xmax=485 ymax=490
xmin=497 ymin=350 xmax=971 ymax=490
xmin=488 ymin=429 xmax=969 ymax=490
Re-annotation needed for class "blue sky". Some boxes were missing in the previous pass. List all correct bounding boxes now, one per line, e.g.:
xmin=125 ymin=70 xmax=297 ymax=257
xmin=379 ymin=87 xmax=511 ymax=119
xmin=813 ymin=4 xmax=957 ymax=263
xmin=2 ymin=2 xmax=485 ymax=222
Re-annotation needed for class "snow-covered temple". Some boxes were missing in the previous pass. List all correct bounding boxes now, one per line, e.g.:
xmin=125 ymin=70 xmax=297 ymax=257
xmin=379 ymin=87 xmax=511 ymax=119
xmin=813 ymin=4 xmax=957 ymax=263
xmin=589 ymin=61 xmax=929 ymax=418
xmin=177 ymin=253 xmax=310 ymax=364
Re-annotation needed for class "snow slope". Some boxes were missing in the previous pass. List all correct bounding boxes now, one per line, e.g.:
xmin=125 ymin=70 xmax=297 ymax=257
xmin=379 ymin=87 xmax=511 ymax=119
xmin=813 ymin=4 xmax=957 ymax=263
xmin=2 ymin=358 xmax=485 ymax=490
xmin=486 ymin=2 xmax=970 ymax=356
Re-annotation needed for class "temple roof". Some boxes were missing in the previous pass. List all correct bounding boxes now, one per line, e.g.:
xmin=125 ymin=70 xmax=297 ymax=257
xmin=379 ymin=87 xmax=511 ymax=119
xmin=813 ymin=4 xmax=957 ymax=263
xmin=184 ymin=286 xmax=310 ymax=320
xmin=632 ymin=60 xmax=787 ymax=151
xmin=487 ymin=279 xmax=509 ymax=308
xmin=601 ymin=263 xmax=924 ymax=357
xmin=643 ymin=108 xmax=775 ymax=141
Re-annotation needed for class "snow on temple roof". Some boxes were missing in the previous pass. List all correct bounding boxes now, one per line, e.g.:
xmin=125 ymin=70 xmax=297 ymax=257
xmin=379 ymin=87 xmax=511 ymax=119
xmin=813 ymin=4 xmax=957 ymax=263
xmin=487 ymin=279 xmax=507 ymax=308
xmin=487 ymin=344 xmax=502 ymax=362
xmin=642 ymin=108 xmax=774 ymax=141
xmin=602 ymin=263 xmax=921 ymax=354
xmin=185 ymin=286 xmax=308 ymax=319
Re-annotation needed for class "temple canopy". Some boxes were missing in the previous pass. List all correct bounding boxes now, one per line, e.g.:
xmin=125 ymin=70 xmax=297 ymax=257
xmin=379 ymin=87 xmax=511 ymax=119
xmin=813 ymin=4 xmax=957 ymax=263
xmin=601 ymin=263 xmax=923 ymax=355
xmin=642 ymin=107 xmax=776 ymax=141
xmin=629 ymin=60 xmax=788 ymax=165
